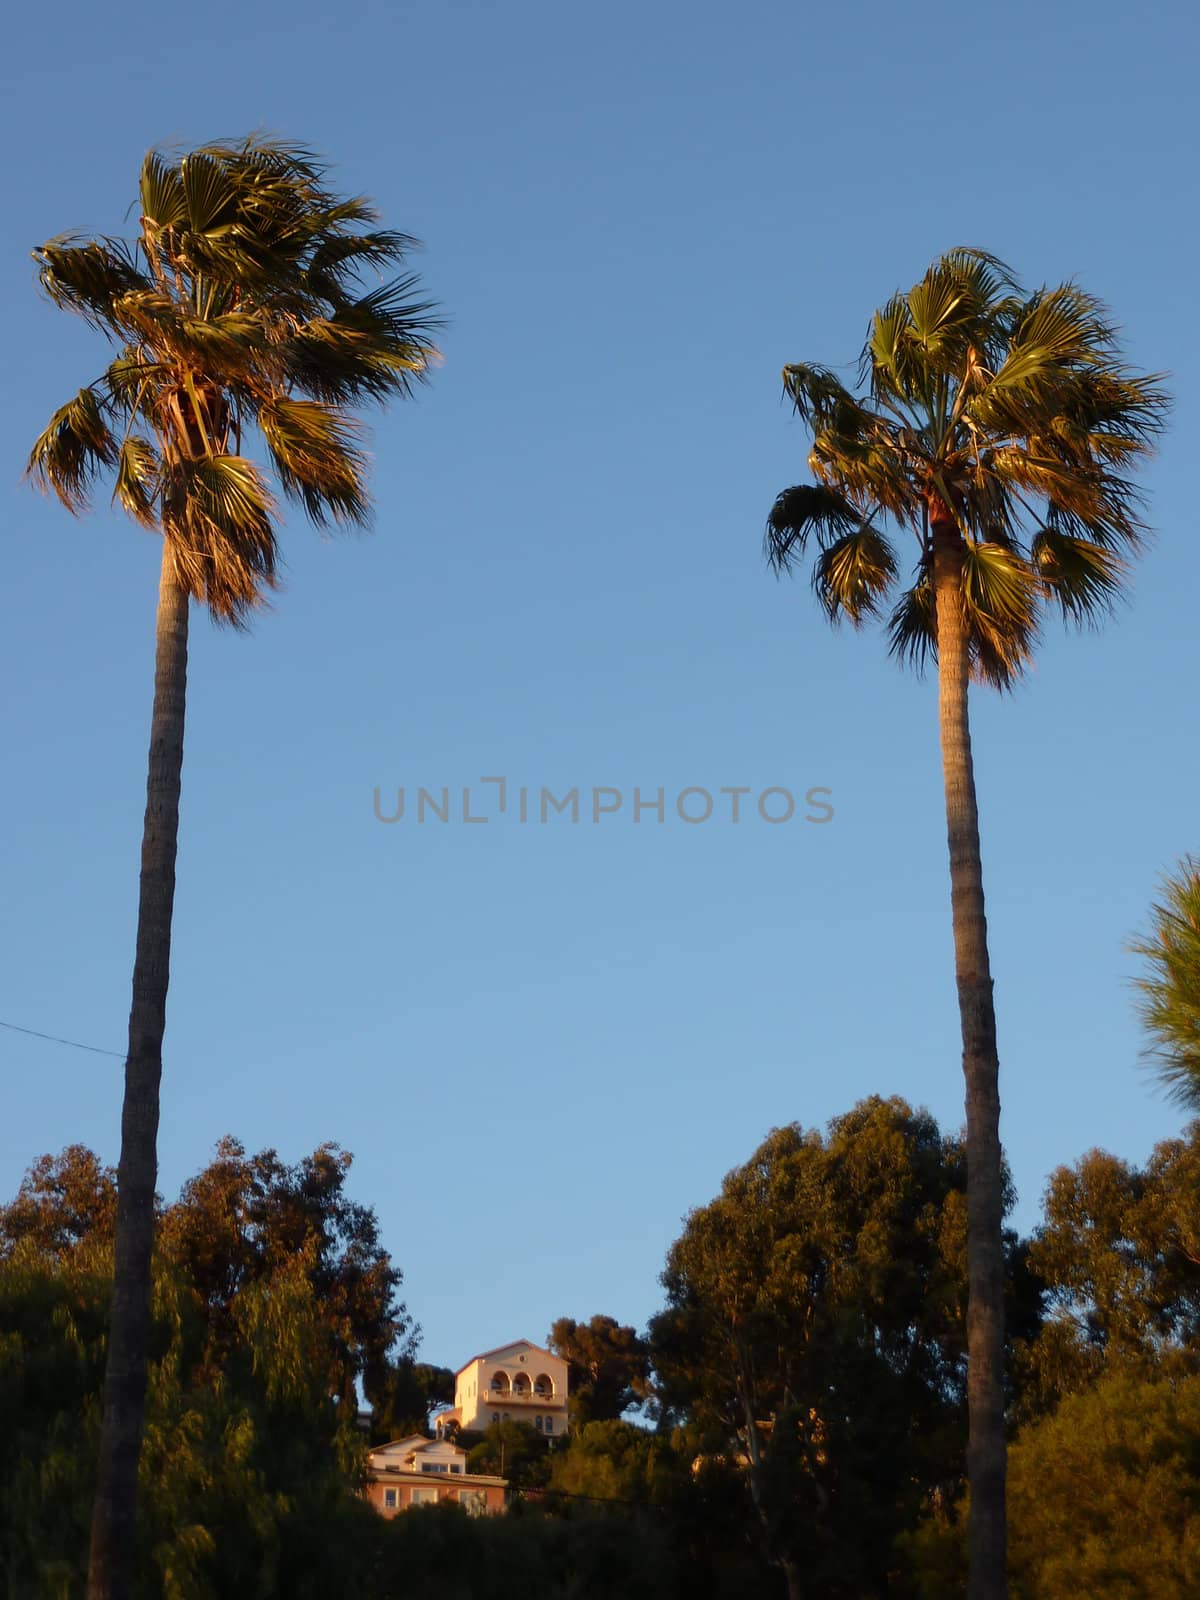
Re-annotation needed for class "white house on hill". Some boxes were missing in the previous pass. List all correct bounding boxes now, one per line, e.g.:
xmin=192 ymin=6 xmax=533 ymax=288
xmin=436 ymin=1338 xmax=569 ymax=1439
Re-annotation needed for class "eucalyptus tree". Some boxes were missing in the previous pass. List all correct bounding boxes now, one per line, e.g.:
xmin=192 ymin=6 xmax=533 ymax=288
xmin=1132 ymin=857 xmax=1200 ymax=1105
xmin=764 ymin=249 xmax=1166 ymax=1599
xmin=28 ymin=137 xmax=438 ymax=1600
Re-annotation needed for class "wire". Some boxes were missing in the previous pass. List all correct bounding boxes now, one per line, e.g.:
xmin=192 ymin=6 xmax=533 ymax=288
xmin=0 ymin=1019 xmax=125 ymax=1060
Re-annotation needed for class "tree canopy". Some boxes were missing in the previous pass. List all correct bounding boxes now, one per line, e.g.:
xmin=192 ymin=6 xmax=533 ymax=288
xmin=0 ymin=1138 xmax=411 ymax=1600
xmin=1133 ymin=857 xmax=1200 ymax=1107
xmin=648 ymin=1097 xmax=1012 ymax=1596
xmin=547 ymin=1315 xmax=650 ymax=1425
xmin=765 ymin=248 xmax=1167 ymax=687
xmin=29 ymin=135 xmax=439 ymax=623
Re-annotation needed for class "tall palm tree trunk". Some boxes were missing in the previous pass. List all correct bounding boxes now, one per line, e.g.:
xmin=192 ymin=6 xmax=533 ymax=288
xmin=931 ymin=523 xmax=1007 ymax=1600
xmin=88 ymin=548 xmax=189 ymax=1600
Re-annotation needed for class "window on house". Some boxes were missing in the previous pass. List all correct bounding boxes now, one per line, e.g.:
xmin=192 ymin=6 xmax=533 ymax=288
xmin=492 ymin=1412 xmax=500 ymax=1425
xmin=411 ymin=1487 xmax=438 ymax=1506
xmin=421 ymin=1463 xmax=449 ymax=1474
xmin=450 ymin=1464 xmax=462 ymax=1474
xmin=383 ymin=1488 xmax=398 ymax=1509
xmin=544 ymin=1417 xmax=553 ymax=1434
xmin=535 ymin=1415 xmax=543 ymax=1431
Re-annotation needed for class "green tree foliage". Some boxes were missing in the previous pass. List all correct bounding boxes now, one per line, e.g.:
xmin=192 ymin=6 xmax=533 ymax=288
xmin=648 ymin=1097 xmax=1025 ymax=1598
xmin=1008 ymin=1372 xmax=1200 ymax=1599
xmin=0 ymin=1147 xmax=118 ymax=1254
xmin=1019 ymin=1127 xmax=1200 ymax=1417
xmin=1133 ymin=857 xmax=1200 ymax=1107
xmin=465 ymin=1422 xmax=551 ymax=1490
xmin=541 ymin=1420 xmax=773 ymax=1596
xmin=0 ymin=1140 xmax=410 ymax=1600
xmin=364 ymin=1499 xmax=677 ymax=1600
xmin=547 ymin=1420 xmax=674 ymax=1504
xmin=547 ymin=1316 xmax=650 ymax=1425
xmin=369 ymin=1361 xmax=455 ymax=1443
xmin=910 ymin=1373 xmax=1200 ymax=1600
xmin=158 ymin=1136 xmax=412 ymax=1406
xmin=0 ymin=1182 xmax=111 ymax=1597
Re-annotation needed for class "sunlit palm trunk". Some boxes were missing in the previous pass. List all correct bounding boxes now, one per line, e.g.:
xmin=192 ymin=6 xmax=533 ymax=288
xmin=932 ymin=525 xmax=1007 ymax=1600
xmin=88 ymin=548 xmax=189 ymax=1600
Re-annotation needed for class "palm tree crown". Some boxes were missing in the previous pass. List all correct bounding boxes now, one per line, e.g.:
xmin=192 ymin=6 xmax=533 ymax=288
xmin=765 ymin=249 xmax=1167 ymax=684
xmin=29 ymin=136 xmax=440 ymax=620
xmin=1133 ymin=859 xmax=1200 ymax=1107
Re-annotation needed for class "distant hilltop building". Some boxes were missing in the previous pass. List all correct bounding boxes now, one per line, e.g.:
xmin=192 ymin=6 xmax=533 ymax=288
xmin=437 ymin=1337 xmax=570 ymax=1439
xmin=365 ymin=1434 xmax=507 ymax=1517
xmin=366 ymin=1338 xmax=569 ymax=1517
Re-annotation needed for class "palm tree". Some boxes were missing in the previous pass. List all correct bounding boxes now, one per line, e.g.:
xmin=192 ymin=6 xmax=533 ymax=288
xmin=763 ymin=249 xmax=1166 ymax=1600
xmin=1132 ymin=858 xmax=1200 ymax=1104
xmin=28 ymin=137 xmax=439 ymax=1600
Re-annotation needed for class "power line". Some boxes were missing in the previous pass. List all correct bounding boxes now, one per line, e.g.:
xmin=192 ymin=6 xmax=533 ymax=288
xmin=0 ymin=1019 xmax=125 ymax=1060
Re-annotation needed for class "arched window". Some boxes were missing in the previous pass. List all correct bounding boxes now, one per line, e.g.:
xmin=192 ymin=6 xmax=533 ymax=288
xmin=544 ymin=1416 xmax=553 ymax=1434
xmin=534 ymin=1373 xmax=554 ymax=1397
xmin=512 ymin=1372 xmax=531 ymax=1397
xmin=490 ymin=1371 xmax=510 ymax=1396
xmin=535 ymin=1415 xmax=543 ymax=1431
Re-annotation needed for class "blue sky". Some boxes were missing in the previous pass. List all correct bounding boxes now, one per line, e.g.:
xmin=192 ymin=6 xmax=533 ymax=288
xmin=3 ymin=0 xmax=1197 ymax=1369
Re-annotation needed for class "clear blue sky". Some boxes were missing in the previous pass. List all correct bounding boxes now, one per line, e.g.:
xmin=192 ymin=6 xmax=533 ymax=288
xmin=3 ymin=0 xmax=1197 ymax=1369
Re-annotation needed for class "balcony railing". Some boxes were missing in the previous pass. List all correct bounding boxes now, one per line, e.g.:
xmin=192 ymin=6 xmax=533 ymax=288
xmin=486 ymin=1388 xmax=559 ymax=1405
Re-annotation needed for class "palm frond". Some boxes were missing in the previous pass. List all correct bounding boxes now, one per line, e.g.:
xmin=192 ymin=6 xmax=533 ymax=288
xmin=164 ymin=455 xmax=278 ymax=623
xmin=110 ymin=292 xmax=264 ymax=378
xmin=765 ymin=484 xmax=862 ymax=574
xmin=809 ymin=431 xmax=914 ymax=520
xmin=987 ymin=447 xmax=1143 ymax=549
xmin=180 ymin=150 xmax=240 ymax=234
xmin=1055 ymin=366 xmax=1170 ymax=447
xmin=980 ymin=285 xmax=1117 ymax=414
xmin=139 ymin=151 xmax=187 ymax=229
xmin=867 ymin=250 xmax=1020 ymax=402
xmin=960 ymin=540 xmax=1039 ymax=688
xmin=337 ymin=275 xmax=442 ymax=347
xmin=198 ymin=135 xmax=328 ymax=187
xmin=811 ymin=525 xmax=898 ymax=624
xmin=113 ymin=437 xmax=161 ymax=528
xmin=34 ymin=237 xmax=151 ymax=331
xmin=317 ymin=195 xmax=384 ymax=229
xmin=101 ymin=347 xmax=169 ymax=407
xmin=282 ymin=287 xmax=439 ymax=404
xmin=938 ymin=247 xmax=1020 ymax=307
xmin=258 ymin=397 xmax=369 ymax=527
xmin=868 ymin=295 xmax=922 ymax=402
xmin=1031 ymin=527 xmax=1125 ymax=622
xmin=305 ymin=231 xmax=421 ymax=301
xmin=783 ymin=363 xmax=867 ymax=431
xmin=1132 ymin=859 xmax=1200 ymax=1109
xmin=27 ymin=388 xmax=118 ymax=512
xmin=887 ymin=574 xmax=936 ymax=674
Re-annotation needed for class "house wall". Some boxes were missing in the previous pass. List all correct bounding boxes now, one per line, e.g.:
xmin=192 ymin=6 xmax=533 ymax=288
xmin=366 ymin=1477 xmax=506 ymax=1517
xmin=458 ymin=1344 xmax=570 ymax=1434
